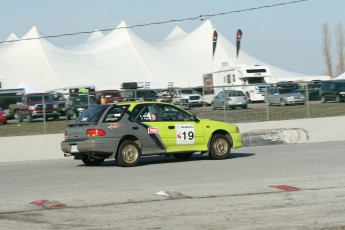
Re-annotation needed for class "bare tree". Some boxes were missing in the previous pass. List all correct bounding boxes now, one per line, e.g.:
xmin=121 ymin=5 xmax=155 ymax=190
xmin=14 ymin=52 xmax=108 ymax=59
xmin=322 ymin=22 xmax=333 ymax=77
xmin=336 ymin=23 xmax=345 ymax=76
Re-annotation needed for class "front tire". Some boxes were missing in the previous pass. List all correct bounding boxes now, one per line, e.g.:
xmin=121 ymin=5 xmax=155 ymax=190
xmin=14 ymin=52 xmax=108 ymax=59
xmin=209 ymin=134 xmax=231 ymax=160
xmin=82 ymin=155 xmax=104 ymax=166
xmin=117 ymin=140 xmax=141 ymax=167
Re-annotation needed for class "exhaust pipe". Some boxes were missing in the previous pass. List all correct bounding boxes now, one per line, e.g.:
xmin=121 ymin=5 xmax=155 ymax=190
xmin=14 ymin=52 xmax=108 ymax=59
xmin=64 ymin=153 xmax=72 ymax=157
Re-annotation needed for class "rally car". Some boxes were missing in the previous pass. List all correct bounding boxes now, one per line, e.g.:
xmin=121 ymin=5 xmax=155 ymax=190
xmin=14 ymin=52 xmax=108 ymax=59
xmin=61 ymin=102 xmax=243 ymax=167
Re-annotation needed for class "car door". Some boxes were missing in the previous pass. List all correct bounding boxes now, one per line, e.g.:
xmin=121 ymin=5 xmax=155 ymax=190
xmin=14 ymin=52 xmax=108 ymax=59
xmin=213 ymin=91 xmax=223 ymax=108
xmin=127 ymin=104 xmax=168 ymax=155
xmin=154 ymin=103 xmax=205 ymax=152
xmin=270 ymin=87 xmax=280 ymax=104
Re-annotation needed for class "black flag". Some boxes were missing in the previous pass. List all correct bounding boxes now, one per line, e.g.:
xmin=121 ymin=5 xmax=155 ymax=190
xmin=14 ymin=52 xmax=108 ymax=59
xmin=212 ymin=30 xmax=218 ymax=59
xmin=236 ymin=29 xmax=242 ymax=58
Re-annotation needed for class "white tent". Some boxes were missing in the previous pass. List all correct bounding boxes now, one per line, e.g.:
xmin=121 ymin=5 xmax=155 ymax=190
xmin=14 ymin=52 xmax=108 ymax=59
xmin=0 ymin=20 xmax=329 ymax=92
xmin=334 ymin=72 xmax=345 ymax=80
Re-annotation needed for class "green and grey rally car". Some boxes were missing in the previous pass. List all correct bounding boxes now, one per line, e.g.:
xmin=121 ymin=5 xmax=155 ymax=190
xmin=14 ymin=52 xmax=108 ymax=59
xmin=61 ymin=102 xmax=243 ymax=167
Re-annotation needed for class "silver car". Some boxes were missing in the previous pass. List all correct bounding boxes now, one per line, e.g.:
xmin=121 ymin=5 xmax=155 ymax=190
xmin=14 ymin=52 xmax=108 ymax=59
xmin=266 ymin=86 xmax=305 ymax=106
xmin=211 ymin=90 xmax=248 ymax=110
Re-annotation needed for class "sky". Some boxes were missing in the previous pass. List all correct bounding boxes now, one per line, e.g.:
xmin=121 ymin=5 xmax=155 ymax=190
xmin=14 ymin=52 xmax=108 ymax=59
xmin=0 ymin=0 xmax=344 ymax=76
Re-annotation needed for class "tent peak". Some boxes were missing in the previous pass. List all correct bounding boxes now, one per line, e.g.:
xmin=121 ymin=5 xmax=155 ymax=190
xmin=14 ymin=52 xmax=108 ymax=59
xmin=21 ymin=26 xmax=44 ymax=39
xmin=164 ymin=26 xmax=188 ymax=41
xmin=6 ymin=33 xmax=19 ymax=41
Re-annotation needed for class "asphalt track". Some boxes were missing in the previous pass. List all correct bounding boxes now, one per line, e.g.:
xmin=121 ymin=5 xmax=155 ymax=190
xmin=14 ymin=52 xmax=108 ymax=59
xmin=0 ymin=142 xmax=345 ymax=229
xmin=0 ymin=116 xmax=345 ymax=229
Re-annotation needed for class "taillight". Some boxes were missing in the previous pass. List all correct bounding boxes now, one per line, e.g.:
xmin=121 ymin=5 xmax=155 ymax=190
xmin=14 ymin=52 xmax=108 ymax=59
xmin=227 ymin=97 xmax=232 ymax=101
xmin=64 ymin=130 xmax=68 ymax=139
xmin=86 ymin=129 xmax=106 ymax=137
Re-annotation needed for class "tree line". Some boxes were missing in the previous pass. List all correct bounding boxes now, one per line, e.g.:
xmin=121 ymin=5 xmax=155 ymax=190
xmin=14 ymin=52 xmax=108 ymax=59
xmin=322 ymin=22 xmax=345 ymax=78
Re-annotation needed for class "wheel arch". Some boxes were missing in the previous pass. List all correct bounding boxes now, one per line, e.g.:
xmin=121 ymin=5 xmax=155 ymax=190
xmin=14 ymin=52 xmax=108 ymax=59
xmin=113 ymin=135 xmax=141 ymax=160
xmin=209 ymin=130 xmax=233 ymax=148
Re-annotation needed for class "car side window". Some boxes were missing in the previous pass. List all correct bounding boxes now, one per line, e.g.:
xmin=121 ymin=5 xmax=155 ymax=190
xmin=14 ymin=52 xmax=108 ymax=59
xmin=131 ymin=104 xmax=158 ymax=122
xmin=103 ymin=105 xmax=128 ymax=122
xmin=156 ymin=104 xmax=193 ymax=121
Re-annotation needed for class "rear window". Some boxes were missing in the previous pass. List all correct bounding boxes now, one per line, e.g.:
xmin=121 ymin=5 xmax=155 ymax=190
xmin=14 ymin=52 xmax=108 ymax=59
xmin=103 ymin=105 xmax=129 ymax=122
xmin=228 ymin=91 xmax=245 ymax=96
xmin=75 ymin=104 xmax=129 ymax=123
xmin=75 ymin=105 xmax=109 ymax=123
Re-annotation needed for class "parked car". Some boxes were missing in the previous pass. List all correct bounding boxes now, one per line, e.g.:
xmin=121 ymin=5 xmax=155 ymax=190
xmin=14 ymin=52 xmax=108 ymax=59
xmin=51 ymin=92 xmax=67 ymax=116
xmin=319 ymin=80 xmax=345 ymax=103
xmin=266 ymin=85 xmax=305 ymax=106
xmin=0 ymin=88 xmax=24 ymax=119
xmin=96 ymin=90 xmax=124 ymax=104
xmin=171 ymin=88 xmax=203 ymax=108
xmin=0 ymin=108 xmax=7 ymax=124
xmin=297 ymin=81 xmax=322 ymax=101
xmin=65 ymin=95 xmax=98 ymax=120
xmin=211 ymin=90 xmax=248 ymax=110
xmin=16 ymin=93 xmax=60 ymax=122
xmin=61 ymin=102 xmax=243 ymax=167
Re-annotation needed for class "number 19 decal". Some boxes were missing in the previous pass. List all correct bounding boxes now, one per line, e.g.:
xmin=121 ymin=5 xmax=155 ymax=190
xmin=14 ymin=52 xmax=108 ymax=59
xmin=176 ymin=124 xmax=195 ymax=145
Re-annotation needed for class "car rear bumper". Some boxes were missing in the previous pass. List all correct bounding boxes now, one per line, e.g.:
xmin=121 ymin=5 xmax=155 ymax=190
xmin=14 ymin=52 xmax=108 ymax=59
xmin=61 ymin=138 xmax=118 ymax=156
xmin=285 ymin=99 xmax=305 ymax=104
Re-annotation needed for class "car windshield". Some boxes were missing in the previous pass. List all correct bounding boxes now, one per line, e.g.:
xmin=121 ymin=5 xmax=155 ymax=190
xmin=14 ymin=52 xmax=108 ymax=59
xmin=180 ymin=89 xmax=198 ymax=94
xmin=28 ymin=94 xmax=54 ymax=102
xmin=72 ymin=96 xmax=96 ymax=105
xmin=278 ymin=88 xmax=299 ymax=94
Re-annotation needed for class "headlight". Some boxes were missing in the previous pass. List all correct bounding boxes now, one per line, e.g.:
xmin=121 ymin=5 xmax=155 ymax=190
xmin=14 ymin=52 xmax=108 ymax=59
xmin=53 ymin=104 xmax=58 ymax=109
xmin=77 ymin=108 xmax=85 ymax=112
xmin=28 ymin=106 xmax=35 ymax=110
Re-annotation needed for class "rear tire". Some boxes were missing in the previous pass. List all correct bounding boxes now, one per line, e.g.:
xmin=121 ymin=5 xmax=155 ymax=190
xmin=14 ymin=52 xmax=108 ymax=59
xmin=117 ymin=140 xmax=141 ymax=167
xmin=82 ymin=155 xmax=104 ymax=166
xmin=209 ymin=134 xmax=231 ymax=160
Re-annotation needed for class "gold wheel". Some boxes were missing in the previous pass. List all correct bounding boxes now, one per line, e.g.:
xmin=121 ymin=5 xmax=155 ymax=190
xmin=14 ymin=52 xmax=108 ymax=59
xmin=121 ymin=144 xmax=139 ymax=164
xmin=117 ymin=140 xmax=141 ymax=167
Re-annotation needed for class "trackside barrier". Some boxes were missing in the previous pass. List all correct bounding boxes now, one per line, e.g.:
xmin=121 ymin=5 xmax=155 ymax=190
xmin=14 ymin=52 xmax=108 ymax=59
xmin=1 ymin=115 xmax=345 ymax=162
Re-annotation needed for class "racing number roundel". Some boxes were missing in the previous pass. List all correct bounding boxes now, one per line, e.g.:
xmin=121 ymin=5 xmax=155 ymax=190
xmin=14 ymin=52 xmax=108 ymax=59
xmin=176 ymin=124 xmax=195 ymax=145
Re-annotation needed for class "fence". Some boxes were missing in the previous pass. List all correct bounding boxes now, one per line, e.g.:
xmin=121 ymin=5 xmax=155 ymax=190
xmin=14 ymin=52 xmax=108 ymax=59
xmin=1 ymin=86 xmax=345 ymax=137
